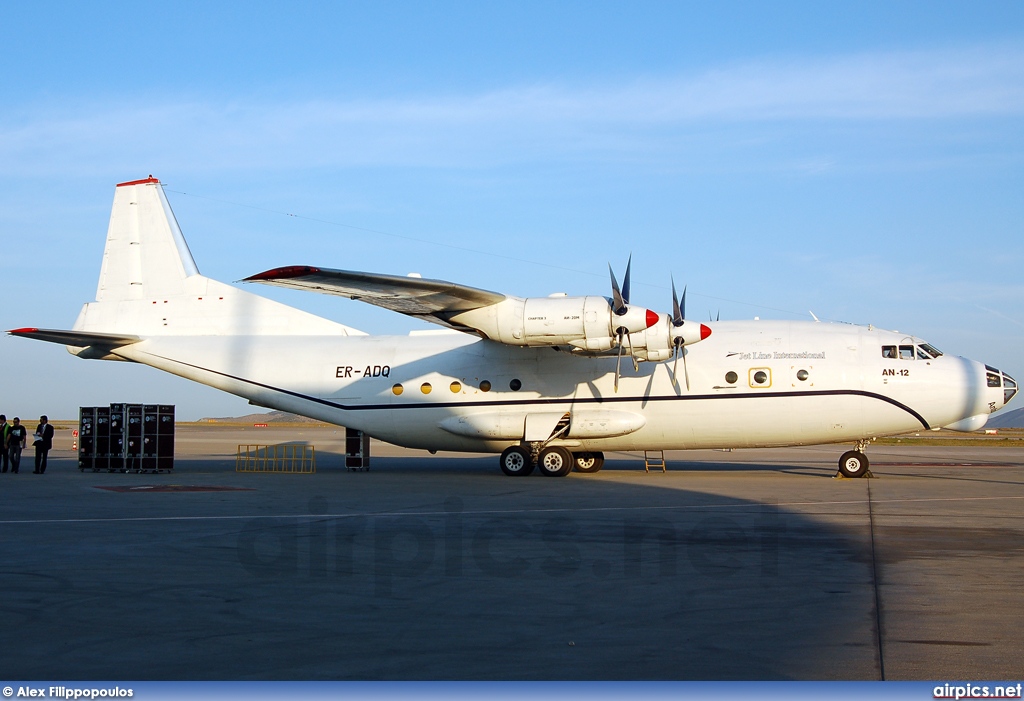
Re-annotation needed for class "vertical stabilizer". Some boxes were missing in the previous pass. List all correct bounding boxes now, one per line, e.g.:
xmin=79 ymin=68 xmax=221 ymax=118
xmin=73 ymin=176 xmax=365 ymax=339
xmin=97 ymin=177 xmax=199 ymax=301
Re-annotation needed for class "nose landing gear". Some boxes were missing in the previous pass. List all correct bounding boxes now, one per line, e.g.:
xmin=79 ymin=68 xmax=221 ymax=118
xmin=836 ymin=439 xmax=874 ymax=479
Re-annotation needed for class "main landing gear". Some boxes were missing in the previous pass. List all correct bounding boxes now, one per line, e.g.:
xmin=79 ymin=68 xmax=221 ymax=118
xmin=498 ymin=446 xmax=605 ymax=477
xmin=837 ymin=439 xmax=874 ymax=479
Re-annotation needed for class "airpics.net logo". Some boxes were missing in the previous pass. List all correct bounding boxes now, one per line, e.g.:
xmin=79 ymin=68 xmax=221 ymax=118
xmin=934 ymin=683 xmax=1023 ymax=699
xmin=234 ymin=495 xmax=784 ymax=597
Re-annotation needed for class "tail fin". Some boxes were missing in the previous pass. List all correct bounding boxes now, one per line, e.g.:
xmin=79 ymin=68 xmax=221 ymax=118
xmin=69 ymin=177 xmax=364 ymax=340
xmin=97 ymin=176 xmax=199 ymax=301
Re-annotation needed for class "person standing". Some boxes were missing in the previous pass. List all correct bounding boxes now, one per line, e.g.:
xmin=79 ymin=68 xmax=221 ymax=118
xmin=0 ymin=415 xmax=9 ymax=473
xmin=34 ymin=415 xmax=54 ymax=474
xmin=6 ymin=417 xmax=27 ymax=474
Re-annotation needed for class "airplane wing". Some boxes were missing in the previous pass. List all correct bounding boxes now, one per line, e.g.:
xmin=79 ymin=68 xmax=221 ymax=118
xmin=243 ymin=266 xmax=507 ymax=330
xmin=7 ymin=327 xmax=142 ymax=348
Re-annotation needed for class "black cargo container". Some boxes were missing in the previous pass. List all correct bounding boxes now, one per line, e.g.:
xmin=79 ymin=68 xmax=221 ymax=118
xmin=78 ymin=404 xmax=174 ymax=472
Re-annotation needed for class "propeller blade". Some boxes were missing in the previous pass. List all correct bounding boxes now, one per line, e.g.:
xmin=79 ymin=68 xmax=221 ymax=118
xmin=621 ymin=254 xmax=632 ymax=305
xmin=672 ymin=345 xmax=680 ymax=386
xmin=614 ymin=331 xmax=624 ymax=392
xmin=609 ymin=264 xmax=626 ymax=315
xmin=681 ymin=345 xmax=690 ymax=391
xmin=627 ymin=332 xmax=639 ymax=371
xmin=671 ymin=277 xmax=682 ymax=326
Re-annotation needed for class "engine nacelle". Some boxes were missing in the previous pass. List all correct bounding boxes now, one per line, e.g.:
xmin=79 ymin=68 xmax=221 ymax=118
xmin=450 ymin=295 xmax=658 ymax=348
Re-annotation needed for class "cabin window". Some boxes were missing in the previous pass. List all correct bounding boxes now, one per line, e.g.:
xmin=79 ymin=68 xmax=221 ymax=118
xmin=509 ymin=378 xmax=522 ymax=391
xmin=796 ymin=369 xmax=809 ymax=381
xmin=392 ymin=384 xmax=404 ymax=395
xmin=882 ymin=346 xmax=897 ymax=359
xmin=450 ymin=381 xmax=462 ymax=393
xmin=421 ymin=382 xmax=433 ymax=394
xmin=899 ymin=345 xmax=915 ymax=360
xmin=749 ymin=368 xmax=771 ymax=387
xmin=479 ymin=380 xmax=491 ymax=392
xmin=725 ymin=371 xmax=738 ymax=384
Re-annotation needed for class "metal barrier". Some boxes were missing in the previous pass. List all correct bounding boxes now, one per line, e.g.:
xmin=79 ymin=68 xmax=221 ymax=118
xmin=236 ymin=443 xmax=316 ymax=473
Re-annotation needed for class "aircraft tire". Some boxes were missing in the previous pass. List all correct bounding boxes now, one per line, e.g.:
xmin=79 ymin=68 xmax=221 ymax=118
xmin=838 ymin=450 xmax=869 ymax=478
xmin=499 ymin=446 xmax=534 ymax=476
xmin=537 ymin=446 xmax=574 ymax=477
xmin=572 ymin=451 xmax=604 ymax=473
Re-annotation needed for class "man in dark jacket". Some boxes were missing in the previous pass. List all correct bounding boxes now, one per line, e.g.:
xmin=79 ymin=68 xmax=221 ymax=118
xmin=0 ymin=415 xmax=9 ymax=472
xmin=34 ymin=415 xmax=55 ymax=474
xmin=6 ymin=418 xmax=27 ymax=473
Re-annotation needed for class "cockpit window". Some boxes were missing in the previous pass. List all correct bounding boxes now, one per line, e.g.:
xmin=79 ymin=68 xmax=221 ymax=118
xmin=885 ymin=343 xmax=943 ymax=360
xmin=1005 ymin=373 xmax=1018 ymax=405
xmin=987 ymin=372 xmax=1002 ymax=388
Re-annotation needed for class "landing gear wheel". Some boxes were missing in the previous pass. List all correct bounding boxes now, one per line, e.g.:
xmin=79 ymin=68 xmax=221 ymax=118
xmin=572 ymin=451 xmax=604 ymax=474
xmin=499 ymin=446 xmax=534 ymax=476
xmin=537 ymin=446 xmax=574 ymax=477
xmin=838 ymin=450 xmax=869 ymax=478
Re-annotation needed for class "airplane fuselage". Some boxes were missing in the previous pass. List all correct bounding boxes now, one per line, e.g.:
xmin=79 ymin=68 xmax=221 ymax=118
xmin=113 ymin=319 xmax=1007 ymax=453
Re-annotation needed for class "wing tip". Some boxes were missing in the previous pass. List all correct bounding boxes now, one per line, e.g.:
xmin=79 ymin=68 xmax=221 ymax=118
xmin=7 ymin=327 xmax=39 ymax=335
xmin=243 ymin=266 xmax=321 ymax=282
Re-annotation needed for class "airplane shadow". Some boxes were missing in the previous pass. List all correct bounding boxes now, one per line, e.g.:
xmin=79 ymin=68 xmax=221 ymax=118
xmin=0 ymin=454 xmax=894 ymax=681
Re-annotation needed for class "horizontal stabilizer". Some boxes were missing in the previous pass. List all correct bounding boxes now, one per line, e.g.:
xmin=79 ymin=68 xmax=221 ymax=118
xmin=7 ymin=327 xmax=142 ymax=348
xmin=244 ymin=266 xmax=506 ymax=324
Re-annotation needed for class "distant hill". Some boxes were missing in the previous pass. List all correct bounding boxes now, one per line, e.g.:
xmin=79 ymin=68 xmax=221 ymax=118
xmin=987 ymin=407 xmax=1024 ymax=428
xmin=199 ymin=410 xmax=326 ymax=424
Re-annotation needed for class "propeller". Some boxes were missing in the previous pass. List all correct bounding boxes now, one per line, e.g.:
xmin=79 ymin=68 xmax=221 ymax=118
xmin=670 ymin=277 xmax=689 ymax=390
xmin=610 ymin=255 xmax=640 ymax=392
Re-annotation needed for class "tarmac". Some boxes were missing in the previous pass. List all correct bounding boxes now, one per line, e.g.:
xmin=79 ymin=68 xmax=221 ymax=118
xmin=1 ymin=424 xmax=1023 ymax=680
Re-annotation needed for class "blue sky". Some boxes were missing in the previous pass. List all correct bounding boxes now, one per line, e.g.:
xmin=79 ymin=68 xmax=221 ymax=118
xmin=1 ymin=1 xmax=1022 ymax=420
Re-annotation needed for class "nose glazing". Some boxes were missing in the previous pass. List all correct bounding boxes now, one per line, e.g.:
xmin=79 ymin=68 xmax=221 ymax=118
xmin=1002 ymin=371 xmax=1018 ymax=405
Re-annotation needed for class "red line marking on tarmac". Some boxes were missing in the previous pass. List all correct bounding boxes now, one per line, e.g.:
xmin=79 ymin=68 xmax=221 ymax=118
xmin=94 ymin=485 xmax=255 ymax=493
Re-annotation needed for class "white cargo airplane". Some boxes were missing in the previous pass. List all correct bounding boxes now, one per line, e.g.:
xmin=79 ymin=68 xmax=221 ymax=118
xmin=9 ymin=177 xmax=1018 ymax=477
